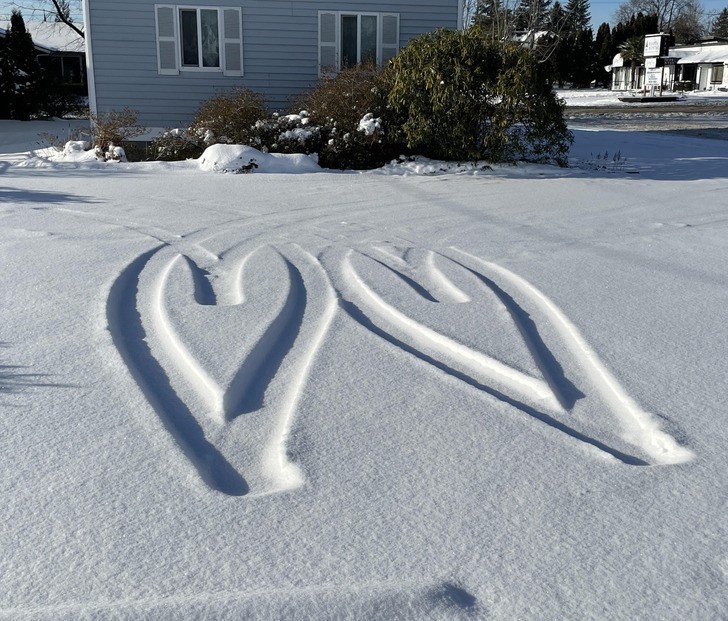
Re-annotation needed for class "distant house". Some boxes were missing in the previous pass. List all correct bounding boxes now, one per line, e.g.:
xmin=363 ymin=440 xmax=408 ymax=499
xmin=610 ymin=38 xmax=728 ymax=92
xmin=81 ymin=0 xmax=464 ymax=126
xmin=0 ymin=21 xmax=87 ymax=95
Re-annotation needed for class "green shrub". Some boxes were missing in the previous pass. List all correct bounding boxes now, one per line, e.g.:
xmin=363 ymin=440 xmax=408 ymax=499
xmin=190 ymin=87 xmax=268 ymax=145
xmin=386 ymin=28 xmax=572 ymax=165
xmin=489 ymin=44 xmax=572 ymax=165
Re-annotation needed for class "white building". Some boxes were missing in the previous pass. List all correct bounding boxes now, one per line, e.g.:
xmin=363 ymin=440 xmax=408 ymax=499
xmin=610 ymin=38 xmax=728 ymax=92
xmin=672 ymin=40 xmax=728 ymax=91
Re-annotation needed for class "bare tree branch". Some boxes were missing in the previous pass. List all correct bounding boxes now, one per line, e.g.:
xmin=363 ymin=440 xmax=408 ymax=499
xmin=10 ymin=0 xmax=84 ymax=38
xmin=49 ymin=0 xmax=84 ymax=38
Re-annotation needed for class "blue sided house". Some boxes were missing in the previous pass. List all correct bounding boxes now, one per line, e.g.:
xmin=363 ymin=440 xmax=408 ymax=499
xmin=82 ymin=1 xmax=464 ymax=126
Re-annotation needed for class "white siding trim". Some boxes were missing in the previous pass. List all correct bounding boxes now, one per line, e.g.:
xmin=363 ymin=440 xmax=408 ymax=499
xmin=81 ymin=0 xmax=97 ymax=116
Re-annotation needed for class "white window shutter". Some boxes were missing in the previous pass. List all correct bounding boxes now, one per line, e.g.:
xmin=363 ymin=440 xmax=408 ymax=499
xmin=222 ymin=7 xmax=243 ymax=76
xmin=155 ymin=5 xmax=179 ymax=74
xmin=379 ymin=13 xmax=400 ymax=65
xmin=318 ymin=11 xmax=338 ymax=77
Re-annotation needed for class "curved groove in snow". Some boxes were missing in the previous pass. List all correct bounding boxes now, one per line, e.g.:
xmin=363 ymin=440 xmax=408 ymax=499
xmin=262 ymin=249 xmax=338 ymax=492
xmin=154 ymin=254 xmax=224 ymax=422
xmin=450 ymin=247 xmax=695 ymax=465
xmin=343 ymin=251 xmax=561 ymax=411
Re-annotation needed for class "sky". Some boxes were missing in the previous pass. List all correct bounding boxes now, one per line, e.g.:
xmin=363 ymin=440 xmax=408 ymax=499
xmin=0 ymin=0 xmax=84 ymax=26
xmin=1 ymin=0 xmax=727 ymax=37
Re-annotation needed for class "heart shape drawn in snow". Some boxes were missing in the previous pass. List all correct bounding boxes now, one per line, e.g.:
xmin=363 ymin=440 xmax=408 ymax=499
xmin=109 ymin=243 xmax=336 ymax=496
xmin=324 ymin=245 xmax=693 ymax=467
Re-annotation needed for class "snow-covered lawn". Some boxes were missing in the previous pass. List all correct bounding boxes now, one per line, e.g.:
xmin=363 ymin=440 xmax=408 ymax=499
xmin=1 ymin=120 xmax=727 ymax=619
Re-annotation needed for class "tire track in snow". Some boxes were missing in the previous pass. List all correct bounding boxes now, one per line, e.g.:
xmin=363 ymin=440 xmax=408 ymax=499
xmin=425 ymin=251 xmax=471 ymax=303
xmin=449 ymin=247 xmax=695 ymax=465
xmin=151 ymin=254 xmax=225 ymax=423
xmin=0 ymin=578 xmax=478 ymax=618
xmin=444 ymin=255 xmax=585 ymax=410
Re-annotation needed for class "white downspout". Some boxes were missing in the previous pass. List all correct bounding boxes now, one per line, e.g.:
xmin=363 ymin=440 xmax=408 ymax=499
xmin=81 ymin=0 xmax=98 ymax=117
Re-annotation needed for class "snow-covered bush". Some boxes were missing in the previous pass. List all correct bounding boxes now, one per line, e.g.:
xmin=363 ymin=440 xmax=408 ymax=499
xmin=104 ymin=143 xmax=127 ymax=162
xmin=152 ymin=127 xmax=207 ymax=161
xmin=385 ymin=28 xmax=573 ymax=165
xmin=248 ymin=111 xmax=325 ymax=155
xmin=153 ymin=69 xmax=400 ymax=170
xmin=301 ymin=64 xmax=402 ymax=169
xmin=62 ymin=140 xmax=89 ymax=155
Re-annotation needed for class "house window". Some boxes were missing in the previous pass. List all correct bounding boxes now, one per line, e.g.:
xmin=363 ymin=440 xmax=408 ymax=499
xmin=711 ymin=64 xmax=724 ymax=84
xmin=180 ymin=8 xmax=220 ymax=68
xmin=318 ymin=11 xmax=399 ymax=76
xmin=341 ymin=14 xmax=378 ymax=67
xmin=155 ymin=5 xmax=243 ymax=76
xmin=37 ymin=54 xmax=84 ymax=85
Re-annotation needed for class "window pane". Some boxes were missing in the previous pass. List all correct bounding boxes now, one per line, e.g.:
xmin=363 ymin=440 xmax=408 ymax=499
xmin=361 ymin=16 xmax=377 ymax=66
xmin=180 ymin=10 xmax=199 ymax=66
xmin=201 ymin=9 xmax=220 ymax=67
xmin=63 ymin=56 xmax=82 ymax=83
xmin=341 ymin=15 xmax=357 ymax=68
xmin=713 ymin=65 xmax=724 ymax=83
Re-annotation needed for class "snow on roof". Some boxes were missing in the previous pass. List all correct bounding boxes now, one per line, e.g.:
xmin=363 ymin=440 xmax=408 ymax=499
xmin=0 ymin=21 xmax=84 ymax=53
xmin=514 ymin=30 xmax=551 ymax=44
xmin=675 ymin=44 xmax=728 ymax=64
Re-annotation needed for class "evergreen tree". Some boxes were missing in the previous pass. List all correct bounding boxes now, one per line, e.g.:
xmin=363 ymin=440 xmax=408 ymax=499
xmin=565 ymin=27 xmax=594 ymax=85
xmin=633 ymin=12 xmax=659 ymax=37
xmin=711 ymin=7 xmax=728 ymax=38
xmin=513 ymin=0 xmax=552 ymax=32
xmin=610 ymin=12 xmax=659 ymax=65
xmin=0 ymin=35 xmax=7 ymax=119
xmin=0 ymin=10 xmax=42 ymax=119
xmin=545 ymin=1 xmax=569 ymax=86
xmin=475 ymin=0 xmax=511 ymax=40
xmin=546 ymin=0 xmax=567 ymax=30
xmin=594 ymin=22 xmax=614 ymax=86
xmin=557 ymin=0 xmax=593 ymax=86
xmin=565 ymin=0 xmax=591 ymax=31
